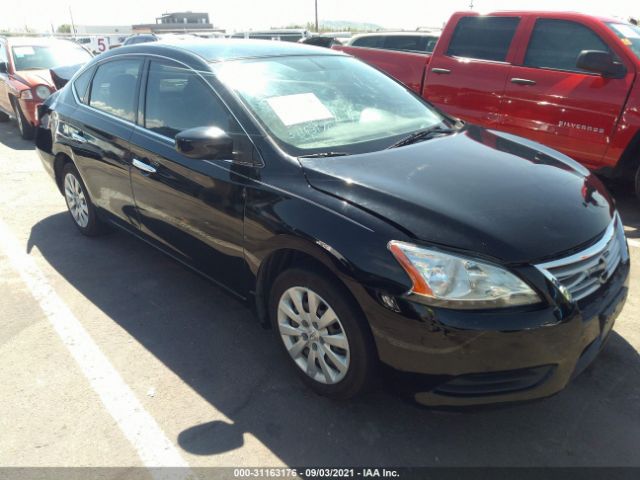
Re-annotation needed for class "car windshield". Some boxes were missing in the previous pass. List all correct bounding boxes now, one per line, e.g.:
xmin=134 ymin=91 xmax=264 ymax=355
xmin=607 ymin=23 xmax=640 ymax=60
xmin=213 ymin=55 xmax=445 ymax=156
xmin=11 ymin=43 xmax=92 ymax=71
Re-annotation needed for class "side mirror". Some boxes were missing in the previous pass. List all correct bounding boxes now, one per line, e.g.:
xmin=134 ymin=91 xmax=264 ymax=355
xmin=0 ymin=62 xmax=8 ymax=74
xmin=576 ymin=50 xmax=625 ymax=78
xmin=175 ymin=126 xmax=233 ymax=160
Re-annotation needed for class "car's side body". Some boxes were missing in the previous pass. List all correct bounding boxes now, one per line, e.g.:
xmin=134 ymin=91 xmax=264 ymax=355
xmin=36 ymin=41 xmax=630 ymax=407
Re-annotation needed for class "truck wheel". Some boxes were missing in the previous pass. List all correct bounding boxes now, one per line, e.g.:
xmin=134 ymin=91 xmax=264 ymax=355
xmin=11 ymin=98 xmax=35 ymax=140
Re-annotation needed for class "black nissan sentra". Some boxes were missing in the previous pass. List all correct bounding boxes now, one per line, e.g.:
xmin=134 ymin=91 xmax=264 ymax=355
xmin=36 ymin=40 xmax=630 ymax=407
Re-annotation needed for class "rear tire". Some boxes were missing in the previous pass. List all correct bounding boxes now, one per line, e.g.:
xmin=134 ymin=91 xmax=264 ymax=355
xmin=61 ymin=163 xmax=107 ymax=236
xmin=11 ymin=98 xmax=35 ymax=140
xmin=269 ymin=267 xmax=377 ymax=400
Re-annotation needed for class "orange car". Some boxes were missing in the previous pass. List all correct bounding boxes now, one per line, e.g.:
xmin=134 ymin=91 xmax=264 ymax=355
xmin=0 ymin=37 xmax=92 ymax=139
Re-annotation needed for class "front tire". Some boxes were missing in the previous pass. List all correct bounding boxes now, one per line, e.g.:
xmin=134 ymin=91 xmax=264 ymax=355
xmin=11 ymin=98 xmax=35 ymax=140
xmin=62 ymin=163 xmax=107 ymax=236
xmin=269 ymin=267 xmax=377 ymax=400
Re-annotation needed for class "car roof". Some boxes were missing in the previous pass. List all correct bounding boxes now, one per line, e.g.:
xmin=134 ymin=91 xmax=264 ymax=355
xmin=124 ymin=38 xmax=344 ymax=62
xmin=480 ymin=11 xmax=622 ymax=24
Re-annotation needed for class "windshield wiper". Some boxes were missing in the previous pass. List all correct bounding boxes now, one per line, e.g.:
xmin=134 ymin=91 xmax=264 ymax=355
xmin=298 ymin=152 xmax=351 ymax=158
xmin=387 ymin=125 xmax=457 ymax=149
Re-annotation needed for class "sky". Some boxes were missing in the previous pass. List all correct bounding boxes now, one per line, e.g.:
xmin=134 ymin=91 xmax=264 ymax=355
xmin=1 ymin=0 xmax=637 ymax=33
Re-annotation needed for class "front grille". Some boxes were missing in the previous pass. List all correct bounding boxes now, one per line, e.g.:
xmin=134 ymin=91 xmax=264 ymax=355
xmin=536 ymin=215 xmax=629 ymax=302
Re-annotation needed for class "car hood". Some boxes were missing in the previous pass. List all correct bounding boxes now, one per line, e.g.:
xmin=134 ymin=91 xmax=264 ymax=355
xmin=300 ymin=126 xmax=615 ymax=264
xmin=14 ymin=69 xmax=54 ymax=88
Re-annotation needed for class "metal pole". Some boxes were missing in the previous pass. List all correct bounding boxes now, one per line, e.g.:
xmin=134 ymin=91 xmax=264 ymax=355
xmin=69 ymin=6 xmax=77 ymax=38
xmin=315 ymin=0 xmax=319 ymax=32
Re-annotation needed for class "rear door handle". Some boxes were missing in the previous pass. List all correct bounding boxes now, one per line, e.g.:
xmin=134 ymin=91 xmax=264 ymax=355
xmin=132 ymin=158 xmax=157 ymax=174
xmin=432 ymin=68 xmax=451 ymax=74
xmin=510 ymin=78 xmax=537 ymax=86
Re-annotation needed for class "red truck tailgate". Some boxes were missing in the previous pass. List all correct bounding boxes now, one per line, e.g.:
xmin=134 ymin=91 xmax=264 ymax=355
xmin=333 ymin=45 xmax=431 ymax=94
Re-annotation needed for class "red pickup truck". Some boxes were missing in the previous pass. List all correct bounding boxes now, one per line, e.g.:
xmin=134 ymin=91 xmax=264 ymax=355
xmin=337 ymin=11 xmax=640 ymax=198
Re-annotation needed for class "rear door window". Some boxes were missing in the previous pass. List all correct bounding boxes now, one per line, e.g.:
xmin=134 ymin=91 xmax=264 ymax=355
xmin=447 ymin=16 xmax=520 ymax=61
xmin=144 ymin=61 xmax=231 ymax=138
xmin=382 ymin=35 xmax=423 ymax=52
xmin=351 ymin=36 xmax=382 ymax=48
xmin=524 ymin=19 xmax=611 ymax=73
xmin=89 ymin=59 xmax=142 ymax=122
xmin=73 ymin=66 xmax=95 ymax=104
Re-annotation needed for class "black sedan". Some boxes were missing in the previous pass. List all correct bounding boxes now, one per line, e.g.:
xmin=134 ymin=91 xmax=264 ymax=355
xmin=36 ymin=39 xmax=630 ymax=407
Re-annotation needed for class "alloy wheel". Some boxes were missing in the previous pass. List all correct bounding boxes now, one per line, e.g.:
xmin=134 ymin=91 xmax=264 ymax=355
xmin=64 ymin=173 xmax=89 ymax=228
xmin=277 ymin=286 xmax=351 ymax=384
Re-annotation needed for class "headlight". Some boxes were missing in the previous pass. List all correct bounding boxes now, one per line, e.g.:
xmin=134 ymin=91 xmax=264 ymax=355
xmin=388 ymin=241 xmax=541 ymax=309
xmin=35 ymin=85 xmax=52 ymax=100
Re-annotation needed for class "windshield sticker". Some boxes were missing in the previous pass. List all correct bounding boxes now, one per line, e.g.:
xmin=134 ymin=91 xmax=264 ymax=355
xmin=13 ymin=46 xmax=35 ymax=57
xmin=612 ymin=24 xmax=640 ymax=39
xmin=266 ymin=93 xmax=334 ymax=126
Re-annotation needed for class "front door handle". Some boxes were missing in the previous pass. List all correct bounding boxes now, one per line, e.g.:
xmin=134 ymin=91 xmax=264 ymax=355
xmin=432 ymin=68 xmax=451 ymax=74
xmin=70 ymin=131 xmax=87 ymax=143
xmin=510 ymin=77 xmax=537 ymax=86
xmin=132 ymin=158 xmax=157 ymax=174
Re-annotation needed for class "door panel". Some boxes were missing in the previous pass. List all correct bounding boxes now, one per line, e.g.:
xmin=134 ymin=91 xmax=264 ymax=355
xmin=68 ymin=58 xmax=144 ymax=226
xmin=129 ymin=60 xmax=252 ymax=294
xmin=499 ymin=19 xmax=633 ymax=167
xmin=129 ymin=130 xmax=250 ymax=295
xmin=500 ymin=68 xmax=632 ymax=166
xmin=424 ymin=16 xmax=521 ymax=126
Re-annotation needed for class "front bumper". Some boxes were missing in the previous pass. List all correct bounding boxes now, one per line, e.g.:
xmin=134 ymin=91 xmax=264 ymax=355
xmin=360 ymin=259 xmax=630 ymax=407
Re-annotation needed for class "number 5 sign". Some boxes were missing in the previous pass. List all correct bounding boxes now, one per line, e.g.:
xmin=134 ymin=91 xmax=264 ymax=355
xmin=97 ymin=37 xmax=109 ymax=52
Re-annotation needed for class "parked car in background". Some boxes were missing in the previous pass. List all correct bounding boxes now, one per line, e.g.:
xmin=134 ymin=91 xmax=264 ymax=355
xmin=229 ymin=29 xmax=312 ymax=42
xmin=345 ymin=31 xmax=440 ymax=53
xmin=0 ymin=37 xmax=92 ymax=139
xmin=300 ymin=32 xmax=353 ymax=49
xmin=122 ymin=33 xmax=199 ymax=46
xmin=337 ymin=12 xmax=640 ymax=200
xmin=300 ymin=35 xmax=343 ymax=48
xmin=36 ymin=40 xmax=629 ymax=406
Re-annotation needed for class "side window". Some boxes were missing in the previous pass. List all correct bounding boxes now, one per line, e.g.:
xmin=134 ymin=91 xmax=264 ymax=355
xmin=447 ymin=16 xmax=520 ymax=61
xmin=89 ymin=59 xmax=142 ymax=122
xmin=73 ymin=66 xmax=95 ymax=104
xmin=424 ymin=37 xmax=439 ymax=53
xmin=144 ymin=61 xmax=231 ymax=138
xmin=524 ymin=19 xmax=611 ymax=73
xmin=383 ymin=36 xmax=422 ymax=52
xmin=352 ymin=36 xmax=382 ymax=48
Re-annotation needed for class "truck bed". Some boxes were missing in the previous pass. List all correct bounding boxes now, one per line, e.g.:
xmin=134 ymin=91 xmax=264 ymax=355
xmin=333 ymin=45 xmax=431 ymax=94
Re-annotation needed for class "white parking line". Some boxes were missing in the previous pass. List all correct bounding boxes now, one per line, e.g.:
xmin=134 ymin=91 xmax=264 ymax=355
xmin=0 ymin=219 xmax=191 ymax=478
